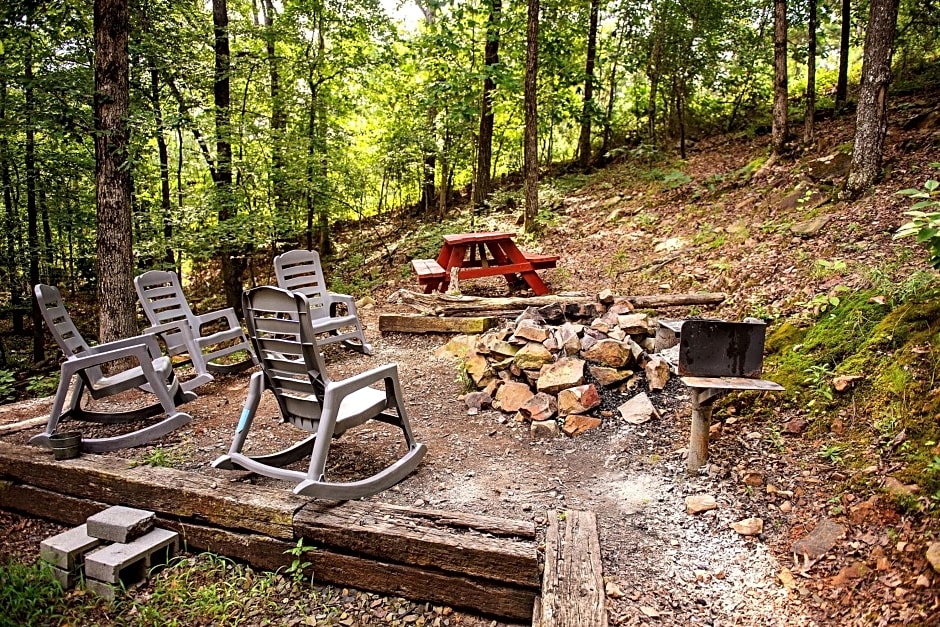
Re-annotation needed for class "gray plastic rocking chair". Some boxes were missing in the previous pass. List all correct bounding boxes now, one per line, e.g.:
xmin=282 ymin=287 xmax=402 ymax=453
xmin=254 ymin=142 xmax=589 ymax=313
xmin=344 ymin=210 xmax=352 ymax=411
xmin=212 ymin=286 xmax=426 ymax=499
xmin=31 ymin=284 xmax=196 ymax=453
xmin=134 ymin=270 xmax=257 ymax=377
xmin=273 ymin=249 xmax=372 ymax=355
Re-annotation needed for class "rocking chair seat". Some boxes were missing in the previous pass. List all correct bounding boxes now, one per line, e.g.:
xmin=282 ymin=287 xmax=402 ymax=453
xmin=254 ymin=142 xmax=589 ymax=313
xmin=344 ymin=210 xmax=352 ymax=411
xmin=92 ymin=355 xmax=173 ymax=395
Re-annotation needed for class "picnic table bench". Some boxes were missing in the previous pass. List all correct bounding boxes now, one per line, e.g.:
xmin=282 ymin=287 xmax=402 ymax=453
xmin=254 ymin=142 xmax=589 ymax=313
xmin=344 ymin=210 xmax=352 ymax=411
xmin=411 ymin=232 xmax=558 ymax=296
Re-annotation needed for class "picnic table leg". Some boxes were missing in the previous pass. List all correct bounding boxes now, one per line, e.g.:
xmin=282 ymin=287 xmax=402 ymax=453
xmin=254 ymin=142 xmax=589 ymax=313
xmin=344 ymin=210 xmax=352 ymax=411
xmin=687 ymin=388 xmax=722 ymax=475
xmin=441 ymin=244 xmax=466 ymax=292
xmin=484 ymin=241 xmax=523 ymax=288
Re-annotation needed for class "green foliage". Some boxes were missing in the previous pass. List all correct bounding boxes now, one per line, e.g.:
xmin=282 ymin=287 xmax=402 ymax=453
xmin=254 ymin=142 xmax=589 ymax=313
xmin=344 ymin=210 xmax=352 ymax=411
xmin=0 ymin=560 xmax=64 ymax=626
xmin=25 ymin=375 xmax=58 ymax=397
xmin=135 ymin=447 xmax=183 ymax=468
xmin=895 ymin=177 xmax=940 ymax=268
xmin=283 ymin=539 xmax=316 ymax=586
xmin=818 ymin=443 xmax=847 ymax=464
xmin=0 ymin=371 xmax=16 ymax=402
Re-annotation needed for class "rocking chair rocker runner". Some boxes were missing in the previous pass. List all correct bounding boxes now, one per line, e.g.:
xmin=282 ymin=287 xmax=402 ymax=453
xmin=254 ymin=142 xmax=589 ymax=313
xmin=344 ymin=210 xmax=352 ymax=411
xmin=212 ymin=286 xmax=426 ymax=499
xmin=134 ymin=270 xmax=257 ymax=377
xmin=31 ymin=284 xmax=196 ymax=453
xmin=273 ymin=249 xmax=372 ymax=355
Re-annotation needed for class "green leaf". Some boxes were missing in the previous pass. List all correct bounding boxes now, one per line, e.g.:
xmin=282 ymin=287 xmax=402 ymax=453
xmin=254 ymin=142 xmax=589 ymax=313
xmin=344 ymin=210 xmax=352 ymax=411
xmin=925 ymin=180 xmax=939 ymax=192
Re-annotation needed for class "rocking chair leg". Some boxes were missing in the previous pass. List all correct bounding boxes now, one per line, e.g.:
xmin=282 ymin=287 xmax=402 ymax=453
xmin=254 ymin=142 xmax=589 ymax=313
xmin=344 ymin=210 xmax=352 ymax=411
xmin=212 ymin=371 xmax=264 ymax=469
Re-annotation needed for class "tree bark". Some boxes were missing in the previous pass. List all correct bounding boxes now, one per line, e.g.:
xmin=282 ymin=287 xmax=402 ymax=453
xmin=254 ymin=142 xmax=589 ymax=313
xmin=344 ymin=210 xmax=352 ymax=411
xmin=523 ymin=0 xmax=539 ymax=233
xmin=472 ymin=0 xmax=500 ymax=208
xmin=213 ymin=0 xmax=245 ymax=314
xmin=835 ymin=0 xmax=850 ymax=112
xmin=646 ymin=2 xmax=663 ymax=144
xmin=843 ymin=0 xmax=900 ymax=199
xmin=149 ymin=66 xmax=174 ymax=267
xmin=772 ymin=0 xmax=788 ymax=156
xmin=264 ymin=0 xmax=288 ymax=243
xmin=94 ymin=0 xmax=136 ymax=345
xmin=577 ymin=0 xmax=598 ymax=170
xmin=25 ymin=40 xmax=45 ymax=362
xmin=0 ymin=77 xmax=23 ymax=334
xmin=804 ymin=0 xmax=817 ymax=145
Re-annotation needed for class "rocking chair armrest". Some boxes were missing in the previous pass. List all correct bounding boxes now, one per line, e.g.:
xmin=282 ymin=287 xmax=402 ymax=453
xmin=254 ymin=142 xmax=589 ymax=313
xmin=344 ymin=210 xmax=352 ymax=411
xmin=143 ymin=320 xmax=199 ymax=345
xmin=66 ymin=340 xmax=156 ymax=371
xmin=326 ymin=292 xmax=358 ymax=316
xmin=193 ymin=307 xmax=242 ymax=332
xmin=83 ymin=333 xmax=163 ymax=360
xmin=326 ymin=363 xmax=400 ymax=398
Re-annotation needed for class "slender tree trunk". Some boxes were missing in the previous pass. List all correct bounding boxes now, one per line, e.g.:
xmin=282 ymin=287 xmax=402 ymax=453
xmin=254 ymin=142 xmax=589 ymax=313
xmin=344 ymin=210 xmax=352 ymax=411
xmin=843 ymin=0 xmax=900 ymax=199
xmin=472 ymin=0 xmax=500 ymax=208
xmin=804 ymin=0 xmax=817 ymax=145
xmin=213 ymin=0 xmax=244 ymax=314
xmin=149 ymin=67 xmax=174 ymax=267
xmin=39 ymin=188 xmax=53 ymax=278
xmin=523 ymin=0 xmax=539 ymax=233
xmin=264 ymin=0 xmax=288 ymax=242
xmin=577 ymin=0 xmax=598 ymax=170
xmin=646 ymin=7 xmax=662 ymax=145
xmin=601 ymin=23 xmax=626 ymax=156
xmin=772 ymin=0 xmax=788 ymax=156
xmin=835 ymin=0 xmax=850 ymax=112
xmin=1 ymin=79 xmax=23 ymax=334
xmin=25 ymin=42 xmax=44 ymax=361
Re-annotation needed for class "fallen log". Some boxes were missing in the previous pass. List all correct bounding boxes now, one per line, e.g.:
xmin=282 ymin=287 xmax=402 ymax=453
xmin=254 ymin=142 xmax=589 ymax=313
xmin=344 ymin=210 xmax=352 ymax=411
xmin=0 ymin=416 xmax=49 ymax=435
xmin=390 ymin=290 xmax=595 ymax=316
xmin=390 ymin=289 xmax=725 ymax=316
xmin=379 ymin=314 xmax=498 ymax=334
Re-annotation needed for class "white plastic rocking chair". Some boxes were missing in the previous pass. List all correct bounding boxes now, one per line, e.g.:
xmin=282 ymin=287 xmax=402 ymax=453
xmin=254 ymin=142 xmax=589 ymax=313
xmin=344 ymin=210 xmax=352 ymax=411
xmin=212 ymin=286 xmax=425 ymax=499
xmin=31 ymin=284 xmax=196 ymax=453
xmin=273 ymin=249 xmax=372 ymax=355
xmin=134 ymin=270 xmax=257 ymax=378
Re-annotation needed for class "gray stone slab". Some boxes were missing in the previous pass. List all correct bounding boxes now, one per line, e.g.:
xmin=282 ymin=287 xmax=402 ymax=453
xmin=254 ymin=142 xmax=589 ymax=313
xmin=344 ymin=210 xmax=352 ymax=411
xmin=84 ymin=578 xmax=118 ymax=601
xmin=86 ymin=505 xmax=155 ymax=543
xmin=83 ymin=527 xmax=178 ymax=585
xmin=40 ymin=524 xmax=101 ymax=571
xmin=50 ymin=565 xmax=81 ymax=590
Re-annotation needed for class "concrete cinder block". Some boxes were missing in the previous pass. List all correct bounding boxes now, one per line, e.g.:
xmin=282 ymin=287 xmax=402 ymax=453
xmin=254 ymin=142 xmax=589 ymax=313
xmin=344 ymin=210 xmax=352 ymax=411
xmin=83 ymin=527 xmax=178 ymax=585
xmin=84 ymin=578 xmax=118 ymax=601
xmin=86 ymin=506 xmax=155 ymax=543
xmin=40 ymin=524 xmax=101 ymax=571
xmin=50 ymin=565 xmax=82 ymax=590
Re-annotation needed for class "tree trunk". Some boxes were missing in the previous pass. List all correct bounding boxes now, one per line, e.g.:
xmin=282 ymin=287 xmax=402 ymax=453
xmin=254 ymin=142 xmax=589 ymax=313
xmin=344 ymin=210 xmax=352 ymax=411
xmin=472 ymin=0 xmax=500 ymax=208
xmin=523 ymin=0 xmax=539 ymax=233
xmin=264 ymin=0 xmax=288 ymax=243
xmin=772 ymin=0 xmax=788 ymax=156
xmin=213 ymin=0 xmax=244 ymax=314
xmin=646 ymin=4 xmax=662 ymax=145
xmin=601 ymin=23 xmax=626 ymax=157
xmin=804 ymin=0 xmax=817 ymax=145
xmin=835 ymin=0 xmax=850 ymax=112
xmin=0 ymin=78 xmax=23 ymax=334
xmin=25 ymin=41 xmax=44 ymax=362
xmin=149 ymin=66 xmax=174 ymax=267
xmin=577 ymin=0 xmax=598 ymax=170
xmin=94 ymin=0 xmax=136 ymax=344
xmin=843 ymin=0 xmax=900 ymax=199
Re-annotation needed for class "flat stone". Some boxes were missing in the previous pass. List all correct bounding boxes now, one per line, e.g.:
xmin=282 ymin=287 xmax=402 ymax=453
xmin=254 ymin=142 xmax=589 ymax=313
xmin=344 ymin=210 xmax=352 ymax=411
xmin=512 ymin=321 xmax=550 ymax=343
xmin=433 ymin=335 xmax=475 ymax=359
xmin=536 ymin=357 xmax=585 ymax=395
xmin=589 ymin=365 xmax=632 ymax=387
xmin=731 ymin=517 xmax=763 ymax=536
xmin=464 ymin=352 xmax=493 ymax=387
xmin=581 ymin=339 xmax=632 ymax=368
xmin=561 ymin=414 xmax=602 ymax=437
xmin=513 ymin=342 xmax=554 ymax=370
xmin=495 ymin=381 xmax=535 ymax=413
xmin=792 ymin=518 xmax=845 ymax=567
xmin=558 ymin=323 xmax=582 ymax=356
xmin=644 ymin=356 xmax=670 ymax=391
xmin=464 ymin=391 xmax=492 ymax=412
xmin=926 ymin=542 xmax=940 ymax=574
xmin=686 ymin=494 xmax=717 ymax=514
xmin=519 ymin=392 xmax=557 ymax=422
xmin=618 ymin=392 xmax=655 ymax=425
xmin=616 ymin=313 xmax=652 ymax=336
xmin=530 ymin=419 xmax=559 ymax=439
xmin=557 ymin=384 xmax=601 ymax=416
xmin=791 ymin=214 xmax=835 ymax=237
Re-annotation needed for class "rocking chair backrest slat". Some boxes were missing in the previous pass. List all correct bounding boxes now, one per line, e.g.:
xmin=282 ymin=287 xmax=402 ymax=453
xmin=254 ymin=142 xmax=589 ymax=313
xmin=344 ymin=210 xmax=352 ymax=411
xmin=242 ymin=286 xmax=330 ymax=422
xmin=34 ymin=284 xmax=103 ymax=385
xmin=135 ymin=271 xmax=197 ymax=327
xmin=273 ymin=249 xmax=331 ymax=319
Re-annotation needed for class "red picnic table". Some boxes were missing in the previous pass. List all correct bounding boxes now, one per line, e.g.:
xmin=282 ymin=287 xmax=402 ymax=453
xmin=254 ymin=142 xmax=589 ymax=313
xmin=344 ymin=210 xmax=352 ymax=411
xmin=411 ymin=232 xmax=559 ymax=296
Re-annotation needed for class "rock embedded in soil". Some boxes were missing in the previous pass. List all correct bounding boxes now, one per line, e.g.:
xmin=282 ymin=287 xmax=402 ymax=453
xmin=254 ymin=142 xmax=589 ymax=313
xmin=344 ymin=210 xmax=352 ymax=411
xmin=519 ymin=392 xmax=557 ymax=422
xmin=495 ymin=381 xmax=534 ymax=412
xmin=686 ymin=494 xmax=718 ymax=514
xmin=619 ymin=392 xmax=655 ymax=425
xmin=561 ymin=414 xmax=602 ymax=437
xmin=530 ymin=419 xmax=559 ymax=439
xmin=731 ymin=517 xmax=764 ymax=536
xmin=926 ymin=543 xmax=940 ymax=574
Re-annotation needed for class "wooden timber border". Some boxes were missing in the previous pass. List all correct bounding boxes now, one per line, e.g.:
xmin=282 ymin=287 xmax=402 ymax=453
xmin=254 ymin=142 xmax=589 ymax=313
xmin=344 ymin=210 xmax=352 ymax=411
xmin=0 ymin=442 xmax=607 ymax=625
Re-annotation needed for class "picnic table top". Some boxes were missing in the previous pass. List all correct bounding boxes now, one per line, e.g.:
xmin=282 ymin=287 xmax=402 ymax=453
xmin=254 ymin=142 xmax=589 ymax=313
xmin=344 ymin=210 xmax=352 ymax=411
xmin=442 ymin=232 xmax=516 ymax=245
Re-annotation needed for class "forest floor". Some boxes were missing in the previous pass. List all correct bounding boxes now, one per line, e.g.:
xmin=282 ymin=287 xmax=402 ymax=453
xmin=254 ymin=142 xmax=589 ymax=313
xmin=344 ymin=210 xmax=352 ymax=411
xmin=3 ymin=89 xmax=940 ymax=626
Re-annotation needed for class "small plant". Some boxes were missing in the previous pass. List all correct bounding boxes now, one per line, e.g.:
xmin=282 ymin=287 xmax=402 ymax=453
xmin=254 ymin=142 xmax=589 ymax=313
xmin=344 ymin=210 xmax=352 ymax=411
xmin=803 ymin=363 xmax=835 ymax=402
xmin=455 ymin=361 xmax=475 ymax=393
xmin=926 ymin=455 xmax=940 ymax=476
xmin=813 ymin=258 xmax=847 ymax=278
xmin=895 ymin=178 xmax=940 ymax=268
xmin=0 ymin=370 xmax=16 ymax=402
xmin=25 ymin=374 xmax=58 ymax=397
xmin=136 ymin=446 xmax=182 ymax=468
xmin=0 ymin=560 xmax=64 ymax=624
xmin=818 ymin=443 xmax=846 ymax=464
xmin=283 ymin=538 xmax=316 ymax=586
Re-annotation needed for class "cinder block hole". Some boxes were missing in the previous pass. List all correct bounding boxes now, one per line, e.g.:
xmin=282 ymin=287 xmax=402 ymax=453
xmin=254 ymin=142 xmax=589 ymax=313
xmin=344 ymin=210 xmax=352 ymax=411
xmin=117 ymin=559 xmax=148 ymax=588
xmin=148 ymin=545 xmax=174 ymax=574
